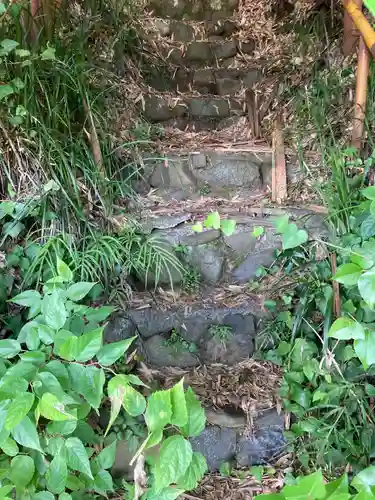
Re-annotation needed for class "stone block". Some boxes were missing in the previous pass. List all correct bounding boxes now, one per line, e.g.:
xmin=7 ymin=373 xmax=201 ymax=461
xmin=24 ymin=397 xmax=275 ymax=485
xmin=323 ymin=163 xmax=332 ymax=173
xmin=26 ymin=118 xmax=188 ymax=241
xmin=187 ymin=97 xmax=231 ymax=117
xmin=213 ymin=40 xmax=237 ymax=59
xmin=184 ymin=243 xmax=225 ymax=283
xmin=216 ymin=77 xmax=242 ymax=95
xmin=149 ymin=157 xmax=197 ymax=188
xmin=170 ymin=20 xmax=195 ymax=41
xmin=185 ymin=41 xmax=213 ymax=61
xmin=190 ymin=426 xmax=237 ymax=471
xmin=206 ymin=19 xmax=238 ymax=36
xmin=148 ymin=0 xmax=239 ymax=20
xmin=237 ymin=39 xmax=256 ymax=55
xmin=144 ymin=96 xmax=187 ymax=122
xmin=243 ymin=69 xmax=261 ymax=88
xmin=144 ymin=335 xmax=200 ymax=367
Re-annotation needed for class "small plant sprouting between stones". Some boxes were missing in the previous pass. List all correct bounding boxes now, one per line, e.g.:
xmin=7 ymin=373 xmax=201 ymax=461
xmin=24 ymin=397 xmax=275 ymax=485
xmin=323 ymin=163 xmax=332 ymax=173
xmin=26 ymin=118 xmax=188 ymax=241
xmin=272 ymin=214 xmax=308 ymax=250
xmin=164 ymin=328 xmax=198 ymax=354
xmin=251 ymin=226 xmax=265 ymax=238
xmin=208 ymin=324 xmax=233 ymax=346
xmin=192 ymin=211 xmax=236 ymax=236
xmin=182 ymin=267 xmax=201 ymax=294
xmin=0 ymin=257 xmax=207 ymax=499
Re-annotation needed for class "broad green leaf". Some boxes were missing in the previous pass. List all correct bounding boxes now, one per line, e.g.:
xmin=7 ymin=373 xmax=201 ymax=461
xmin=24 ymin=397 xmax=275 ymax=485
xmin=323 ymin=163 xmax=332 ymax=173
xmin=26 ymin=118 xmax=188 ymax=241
xmin=38 ymin=324 xmax=55 ymax=345
xmin=352 ymin=466 xmax=375 ymax=493
xmin=47 ymin=419 xmax=77 ymax=436
xmin=0 ymin=339 xmax=21 ymax=358
xmin=95 ymin=440 xmax=117 ymax=470
xmin=123 ymin=385 xmax=146 ymax=417
xmin=282 ymin=223 xmax=308 ymax=250
xmin=107 ymin=374 xmax=131 ymax=395
xmin=41 ymin=46 xmax=56 ymax=60
xmin=11 ymin=415 xmax=43 ymax=452
xmin=56 ymin=258 xmax=73 ymax=282
xmin=84 ymin=305 xmax=114 ymax=323
xmin=145 ymin=390 xmax=172 ymax=432
xmin=249 ymin=465 xmax=265 ymax=481
xmin=282 ymin=470 xmax=326 ymax=499
xmin=46 ymin=454 xmax=67 ymax=494
xmin=58 ymin=494 xmax=72 ymax=500
xmin=75 ymin=328 xmax=103 ymax=362
xmin=0 ymin=39 xmax=19 ymax=54
xmin=2 ymin=220 xmax=24 ymax=238
xmin=46 ymin=436 xmax=65 ymax=457
xmin=10 ymin=455 xmax=35 ymax=487
xmin=65 ymin=437 xmax=93 ymax=479
xmin=254 ymin=495 xmax=284 ymax=499
xmin=333 ymin=263 xmax=362 ymax=286
xmin=123 ymin=374 xmax=149 ymax=387
xmin=177 ymin=451 xmax=207 ymax=490
xmin=15 ymin=48 xmax=31 ymax=57
xmin=58 ymin=336 xmax=78 ymax=361
xmin=154 ymin=435 xmax=193 ymax=492
xmin=1 ymin=437 xmax=18 ymax=456
xmin=328 ymin=317 xmax=365 ymax=340
xmin=192 ymin=222 xmax=203 ymax=232
xmin=26 ymin=326 xmax=40 ymax=350
xmin=33 ymin=492 xmax=55 ymax=500
xmin=181 ymin=387 xmax=205 ymax=437
xmin=0 ymin=485 xmax=13 ymax=497
xmin=66 ymin=282 xmax=95 ymax=302
xmin=204 ymin=211 xmax=220 ymax=229
xmin=93 ymin=469 xmax=114 ymax=494
xmin=220 ymin=219 xmax=236 ymax=236
xmin=5 ymin=392 xmax=35 ymax=430
xmin=21 ymin=351 xmax=46 ymax=365
xmin=42 ymin=289 xmax=67 ymax=330
xmin=169 ymin=379 xmax=188 ymax=427
xmin=42 ymin=361 xmax=70 ymax=389
xmin=66 ymin=475 xmax=85 ymax=491
xmin=361 ymin=215 xmax=375 ymax=238
xmin=147 ymin=488 xmax=184 ymax=500
xmin=10 ymin=290 xmax=41 ymax=307
xmin=34 ymin=371 xmax=72 ymax=404
xmin=354 ymin=329 xmax=375 ymax=369
xmin=272 ymin=214 xmax=290 ymax=233
xmin=351 ymin=243 xmax=375 ymax=270
xmin=359 ymin=271 xmax=375 ymax=309
xmin=0 ymin=85 xmax=14 ymax=101
xmin=252 ymin=225 xmax=264 ymax=238
xmin=38 ymin=393 xmax=76 ymax=421
xmin=105 ymin=386 xmax=124 ymax=437
xmin=96 ymin=336 xmax=137 ymax=366
xmin=2 ymin=360 xmax=38 ymax=381
xmin=362 ymin=186 xmax=375 ymax=200
xmin=68 ymin=364 xmax=104 ymax=409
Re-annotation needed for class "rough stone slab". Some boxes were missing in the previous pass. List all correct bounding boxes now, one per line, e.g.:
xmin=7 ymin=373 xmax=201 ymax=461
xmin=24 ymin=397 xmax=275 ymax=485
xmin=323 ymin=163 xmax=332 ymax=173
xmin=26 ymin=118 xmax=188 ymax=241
xmin=190 ymin=426 xmax=237 ymax=471
xmin=148 ymin=0 xmax=239 ymax=21
xmin=187 ymin=97 xmax=232 ymax=118
xmin=143 ymin=96 xmax=187 ymax=122
xmin=170 ymin=20 xmax=196 ymax=41
xmin=237 ymin=39 xmax=256 ymax=55
xmin=149 ymin=157 xmax=197 ymax=188
xmin=213 ymin=40 xmax=237 ymax=59
xmin=185 ymin=243 xmax=225 ymax=283
xmin=154 ymin=225 xmax=221 ymax=246
xmin=144 ymin=334 xmax=200 ymax=367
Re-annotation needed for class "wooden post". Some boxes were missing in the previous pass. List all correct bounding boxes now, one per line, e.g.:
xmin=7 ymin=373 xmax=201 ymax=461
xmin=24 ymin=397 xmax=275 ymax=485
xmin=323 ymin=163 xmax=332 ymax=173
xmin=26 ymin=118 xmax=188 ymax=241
xmin=343 ymin=0 xmax=362 ymax=56
xmin=272 ymin=119 xmax=287 ymax=204
xmin=352 ymin=36 xmax=370 ymax=150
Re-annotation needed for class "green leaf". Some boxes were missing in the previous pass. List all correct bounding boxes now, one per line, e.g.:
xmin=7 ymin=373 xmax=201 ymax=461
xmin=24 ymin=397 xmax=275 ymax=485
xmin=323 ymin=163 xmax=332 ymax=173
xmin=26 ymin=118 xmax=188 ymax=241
xmin=250 ymin=465 xmax=264 ymax=481
xmin=41 ymin=46 xmax=56 ymax=60
xmin=0 ymin=85 xmax=14 ymax=102
xmin=147 ymin=488 xmax=185 ymax=500
xmin=26 ymin=326 xmax=40 ymax=350
xmin=66 ymin=282 xmax=95 ymax=302
xmin=42 ymin=361 xmax=70 ymax=389
xmin=38 ymin=393 xmax=77 ymax=421
xmin=93 ymin=469 xmax=114 ymax=494
xmin=11 ymin=415 xmax=43 ymax=452
xmin=47 ymin=419 xmax=77 ymax=436
xmin=282 ymin=470 xmax=326 ymax=499
xmin=352 ymin=466 xmax=375 ymax=493
xmin=33 ymin=492 xmax=55 ymax=500
xmin=358 ymin=271 xmax=375 ymax=309
xmin=56 ymin=257 xmax=73 ymax=282
xmin=96 ymin=337 xmax=137 ymax=366
xmin=251 ymin=226 xmax=264 ymax=238
xmin=105 ymin=386 xmax=124 ymax=437
xmin=15 ymin=48 xmax=31 ymax=57
xmin=328 ymin=317 xmax=365 ymax=340
xmin=0 ymin=339 xmax=21 ymax=358
xmin=58 ymin=493 xmax=72 ymax=500
xmin=42 ymin=289 xmax=67 ymax=330
xmin=10 ymin=290 xmax=41 ymax=307
xmin=192 ymin=222 xmax=203 ymax=232
xmin=272 ymin=214 xmax=290 ymax=233
xmin=154 ymin=435 xmax=193 ymax=492
xmin=95 ymin=441 xmax=117 ymax=469
xmin=362 ymin=186 xmax=375 ymax=200
xmin=145 ymin=390 xmax=172 ymax=433
xmin=46 ymin=453 xmax=67 ymax=494
xmin=220 ymin=219 xmax=236 ymax=236
xmin=65 ymin=437 xmax=93 ymax=478
xmin=219 ymin=461 xmax=231 ymax=477
xmin=122 ymin=385 xmax=146 ymax=417
xmin=5 ymin=392 xmax=35 ymax=430
xmin=282 ymin=223 xmax=308 ymax=250
xmin=68 ymin=365 xmax=104 ymax=409
xmin=169 ymin=379 xmax=188 ymax=427
xmin=58 ymin=336 xmax=78 ymax=362
xmin=204 ymin=211 xmax=220 ymax=229
xmin=10 ymin=455 xmax=35 ymax=487
xmin=38 ymin=324 xmax=55 ymax=345
xmin=181 ymin=387 xmax=205 ymax=437
xmin=1 ymin=39 xmax=19 ymax=54
xmin=75 ymin=328 xmax=103 ymax=362
xmin=354 ymin=329 xmax=375 ymax=369
xmin=333 ymin=263 xmax=362 ymax=286
xmin=177 ymin=452 xmax=207 ymax=490
xmin=1 ymin=436 xmax=19 ymax=456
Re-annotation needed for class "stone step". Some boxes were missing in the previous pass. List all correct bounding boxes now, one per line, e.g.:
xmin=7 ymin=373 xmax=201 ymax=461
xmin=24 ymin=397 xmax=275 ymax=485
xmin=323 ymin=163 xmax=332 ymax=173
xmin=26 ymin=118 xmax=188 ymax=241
xmin=147 ymin=0 xmax=238 ymax=21
xmin=143 ymin=94 xmax=244 ymax=122
xmin=147 ymin=66 xmax=261 ymax=95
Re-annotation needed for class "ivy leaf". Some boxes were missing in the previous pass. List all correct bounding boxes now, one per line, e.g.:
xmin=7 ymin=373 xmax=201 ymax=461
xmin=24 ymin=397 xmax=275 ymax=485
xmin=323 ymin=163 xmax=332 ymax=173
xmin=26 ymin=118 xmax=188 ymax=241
xmin=46 ymin=454 xmax=68 ymax=494
xmin=192 ymin=222 xmax=203 ymax=232
xmin=177 ymin=452 xmax=207 ymax=490
xmin=282 ymin=470 xmax=326 ymax=499
xmin=1 ymin=39 xmax=19 ymax=54
xmin=272 ymin=214 xmax=290 ymax=233
xmin=147 ymin=488 xmax=184 ymax=500
xmin=96 ymin=337 xmax=137 ymax=366
xmin=333 ymin=263 xmax=362 ymax=286
xmin=38 ymin=393 xmax=77 ymax=421
xmin=145 ymin=390 xmax=172 ymax=433
xmin=15 ymin=48 xmax=31 ymax=58
xmin=95 ymin=441 xmax=117 ymax=470
xmin=58 ymin=493 xmax=72 ymax=500
xmin=0 ymin=339 xmax=21 ymax=358
xmin=154 ymin=435 xmax=193 ymax=492
xmin=169 ymin=379 xmax=188 ymax=427
xmin=2 ymin=220 xmax=24 ymax=238
xmin=65 ymin=437 xmax=93 ymax=479
xmin=11 ymin=415 xmax=43 ymax=452
xmin=10 ymin=455 xmax=35 ymax=488
xmin=26 ymin=326 xmax=40 ymax=350
xmin=220 ymin=219 xmax=236 ymax=236
xmin=180 ymin=387 xmax=206 ymax=437
xmin=204 ymin=211 xmax=220 ymax=229
xmin=354 ymin=330 xmax=375 ymax=369
xmin=10 ymin=290 xmax=41 ymax=307
xmin=352 ymin=466 xmax=375 ymax=493
xmin=251 ymin=226 xmax=264 ymax=238
xmin=358 ymin=272 xmax=375 ymax=309
xmin=42 ymin=360 xmax=70 ymax=389
xmin=362 ymin=186 xmax=375 ymax=200
xmin=66 ymin=282 xmax=95 ymax=302
xmin=328 ymin=317 xmax=365 ymax=340
xmin=56 ymin=258 xmax=73 ymax=282
xmin=123 ymin=385 xmax=146 ymax=417
xmin=75 ymin=328 xmax=103 ymax=362
xmin=5 ymin=392 xmax=35 ymax=430
xmin=41 ymin=46 xmax=56 ymax=60
xmin=68 ymin=364 xmax=104 ymax=409
xmin=361 ymin=215 xmax=375 ymax=238
xmin=282 ymin=223 xmax=308 ymax=250
xmin=42 ymin=289 xmax=67 ymax=330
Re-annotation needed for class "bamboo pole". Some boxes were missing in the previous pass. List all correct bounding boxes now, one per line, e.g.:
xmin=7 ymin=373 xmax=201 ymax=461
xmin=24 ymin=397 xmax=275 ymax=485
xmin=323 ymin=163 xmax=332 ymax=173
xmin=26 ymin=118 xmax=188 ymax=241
xmin=343 ymin=0 xmax=375 ymax=57
xmin=352 ymin=36 xmax=370 ymax=149
xmin=343 ymin=0 xmax=362 ymax=56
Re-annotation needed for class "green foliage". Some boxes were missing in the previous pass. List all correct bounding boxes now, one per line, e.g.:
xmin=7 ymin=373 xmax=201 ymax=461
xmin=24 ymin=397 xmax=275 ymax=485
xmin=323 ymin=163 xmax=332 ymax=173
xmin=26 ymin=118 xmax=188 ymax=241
xmin=164 ymin=329 xmax=197 ymax=354
xmin=272 ymin=215 xmax=308 ymax=250
xmin=208 ymin=324 xmax=233 ymax=346
xmin=0 ymin=258 xmax=207 ymax=498
xmin=182 ymin=267 xmax=201 ymax=295
xmin=192 ymin=212 xmax=236 ymax=236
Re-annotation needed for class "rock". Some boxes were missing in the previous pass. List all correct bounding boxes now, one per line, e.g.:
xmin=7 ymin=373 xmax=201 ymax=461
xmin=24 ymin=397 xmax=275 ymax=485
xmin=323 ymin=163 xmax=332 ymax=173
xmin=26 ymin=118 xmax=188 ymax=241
xmin=167 ymin=47 xmax=184 ymax=65
xmin=190 ymin=425 xmax=237 ymax=471
xmin=206 ymin=408 xmax=246 ymax=428
xmin=154 ymin=19 xmax=171 ymax=37
xmin=237 ymin=39 xmax=256 ymax=55
xmin=149 ymin=156 xmax=197 ymax=188
xmin=188 ymin=97 xmax=238 ymax=118
xmin=185 ymin=244 xmax=225 ymax=283
xmin=148 ymin=0 xmax=239 ymax=21
xmin=143 ymin=238 xmax=183 ymax=287
xmin=144 ymin=96 xmax=187 ymax=122
xmin=144 ymin=334 xmax=200 ymax=367
xmin=232 ymin=249 xmax=278 ymax=283
xmin=243 ymin=69 xmax=261 ymax=88
xmin=213 ymin=40 xmax=237 ymax=59
xmin=185 ymin=41 xmax=213 ymax=61
xmin=140 ymin=213 xmax=192 ymax=234
xmin=155 ymin=225 xmax=221 ymax=247
xmin=104 ymin=315 xmax=136 ymax=343
xmin=235 ymin=409 xmax=285 ymax=467
xmin=206 ymin=19 xmax=237 ymax=36
xmin=217 ymin=77 xmax=242 ymax=95
xmin=170 ymin=21 xmax=195 ymax=41
xmin=224 ymin=229 xmax=257 ymax=258
xmin=112 ymin=440 xmax=136 ymax=480
xmin=126 ymin=308 xmax=180 ymax=339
